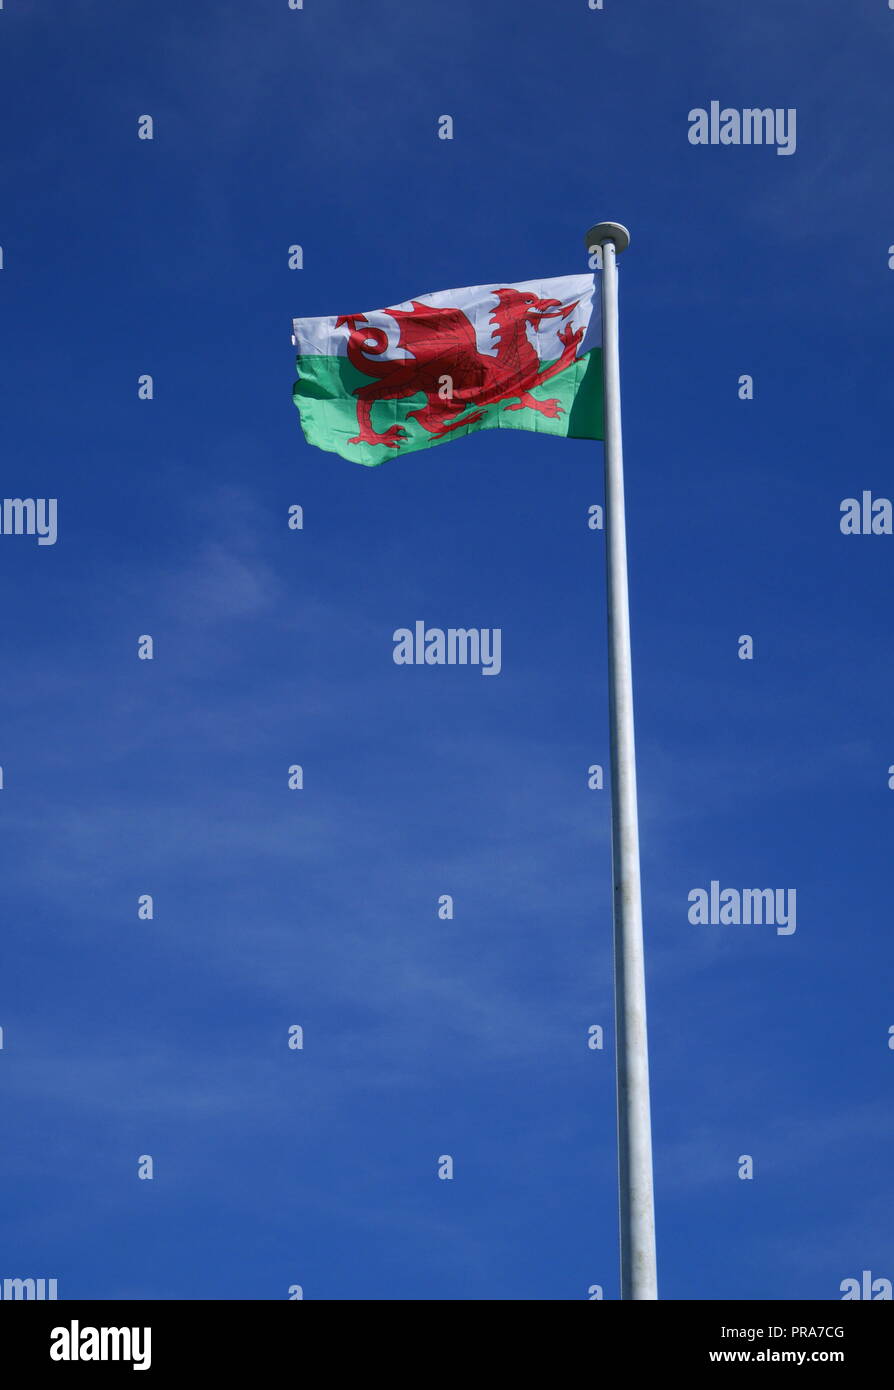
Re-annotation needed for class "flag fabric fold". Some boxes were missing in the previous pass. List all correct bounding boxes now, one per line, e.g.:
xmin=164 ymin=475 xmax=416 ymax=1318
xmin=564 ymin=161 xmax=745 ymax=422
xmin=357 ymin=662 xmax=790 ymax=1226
xmin=292 ymin=273 xmax=603 ymax=466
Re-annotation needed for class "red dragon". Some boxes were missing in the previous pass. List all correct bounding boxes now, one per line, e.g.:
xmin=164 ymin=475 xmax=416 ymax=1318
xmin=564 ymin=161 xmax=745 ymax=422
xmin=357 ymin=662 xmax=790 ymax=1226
xmin=335 ymin=287 xmax=585 ymax=449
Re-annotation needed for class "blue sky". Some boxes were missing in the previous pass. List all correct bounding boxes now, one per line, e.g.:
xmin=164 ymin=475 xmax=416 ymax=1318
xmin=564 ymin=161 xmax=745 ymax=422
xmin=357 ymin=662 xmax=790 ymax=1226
xmin=1 ymin=0 xmax=892 ymax=1300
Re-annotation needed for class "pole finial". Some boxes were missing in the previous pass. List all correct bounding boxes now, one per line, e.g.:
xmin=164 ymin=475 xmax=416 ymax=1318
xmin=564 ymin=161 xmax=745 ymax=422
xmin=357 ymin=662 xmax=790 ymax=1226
xmin=584 ymin=221 xmax=630 ymax=255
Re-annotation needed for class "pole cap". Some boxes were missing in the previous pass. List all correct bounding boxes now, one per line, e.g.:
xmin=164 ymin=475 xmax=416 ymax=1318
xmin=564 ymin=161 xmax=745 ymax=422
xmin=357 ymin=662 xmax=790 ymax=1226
xmin=584 ymin=221 xmax=630 ymax=254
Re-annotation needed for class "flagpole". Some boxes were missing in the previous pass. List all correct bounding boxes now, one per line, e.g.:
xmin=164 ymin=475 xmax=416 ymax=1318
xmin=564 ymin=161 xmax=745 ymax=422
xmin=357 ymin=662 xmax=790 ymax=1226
xmin=584 ymin=221 xmax=658 ymax=1300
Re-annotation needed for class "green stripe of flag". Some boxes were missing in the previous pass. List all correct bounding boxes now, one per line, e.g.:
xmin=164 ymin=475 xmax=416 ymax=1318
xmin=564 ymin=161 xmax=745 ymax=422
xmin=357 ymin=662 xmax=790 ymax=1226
xmin=292 ymin=348 xmax=604 ymax=467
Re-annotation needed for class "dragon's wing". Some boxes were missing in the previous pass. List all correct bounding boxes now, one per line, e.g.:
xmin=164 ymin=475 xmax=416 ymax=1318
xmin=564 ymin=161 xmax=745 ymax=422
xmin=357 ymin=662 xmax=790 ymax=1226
xmin=388 ymin=301 xmax=478 ymax=359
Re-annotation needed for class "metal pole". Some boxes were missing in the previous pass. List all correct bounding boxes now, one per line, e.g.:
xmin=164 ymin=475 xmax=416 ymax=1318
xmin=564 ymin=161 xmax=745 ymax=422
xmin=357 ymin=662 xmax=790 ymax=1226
xmin=584 ymin=221 xmax=657 ymax=1300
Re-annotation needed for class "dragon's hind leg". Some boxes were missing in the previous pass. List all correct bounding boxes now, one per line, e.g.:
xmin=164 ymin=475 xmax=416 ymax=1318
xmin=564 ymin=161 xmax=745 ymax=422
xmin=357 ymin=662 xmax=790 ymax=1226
xmin=348 ymin=391 xmax=407 ymax=449
xmin=406 ymin=401 xmax=485 ymax=437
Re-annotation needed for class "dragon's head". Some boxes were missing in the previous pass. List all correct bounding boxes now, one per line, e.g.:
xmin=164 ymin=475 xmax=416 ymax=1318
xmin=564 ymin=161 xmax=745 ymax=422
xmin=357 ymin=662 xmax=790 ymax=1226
xmin=492 ymin=287 xmax=579 ymax=330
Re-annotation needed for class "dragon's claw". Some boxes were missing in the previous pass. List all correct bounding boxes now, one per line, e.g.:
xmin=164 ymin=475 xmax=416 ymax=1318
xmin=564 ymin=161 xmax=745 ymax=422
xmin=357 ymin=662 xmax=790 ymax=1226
xmin=504 ymin=395 xmax=564 ymax=418
xmin=558 ymin=324 xmax=584 ymax=351
xmin=349 ymin=424 xmax=407 ymax=448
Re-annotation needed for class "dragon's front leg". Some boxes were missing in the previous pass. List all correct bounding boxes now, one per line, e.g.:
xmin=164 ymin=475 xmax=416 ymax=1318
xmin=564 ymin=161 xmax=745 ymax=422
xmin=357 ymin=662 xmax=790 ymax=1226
xmin=503 ymin=391 xmax=564 ymax=418
xmin=503 ymin=324 xmax=586 ymax=417
xmin=528 ymin=323 xmax=586 ymax=388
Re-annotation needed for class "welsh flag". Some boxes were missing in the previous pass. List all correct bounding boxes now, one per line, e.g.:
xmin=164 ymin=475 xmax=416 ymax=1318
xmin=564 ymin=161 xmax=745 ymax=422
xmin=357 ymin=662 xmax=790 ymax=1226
xmin=292 ymin=273 xmax=603 ymax=466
